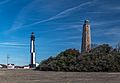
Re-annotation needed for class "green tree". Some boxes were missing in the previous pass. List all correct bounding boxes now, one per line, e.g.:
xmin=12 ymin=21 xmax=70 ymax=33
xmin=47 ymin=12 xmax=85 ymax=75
xmin=36 ymin=44 xmax=120 ymax=72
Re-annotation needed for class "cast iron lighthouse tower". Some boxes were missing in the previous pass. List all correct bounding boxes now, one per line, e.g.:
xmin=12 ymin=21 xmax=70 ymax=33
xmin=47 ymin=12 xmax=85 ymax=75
xmin=30 ymin=32 xmax=36 ymax=68
xmin=81 ymin=20 xmax=91 ymax=53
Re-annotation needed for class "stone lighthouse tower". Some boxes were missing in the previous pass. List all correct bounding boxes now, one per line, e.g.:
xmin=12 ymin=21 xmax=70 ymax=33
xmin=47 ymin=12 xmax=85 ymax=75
xmin=81 ymin=20 xmax=91 ymax=53
xmin=30 ymin=32 xmax=36 ymax=68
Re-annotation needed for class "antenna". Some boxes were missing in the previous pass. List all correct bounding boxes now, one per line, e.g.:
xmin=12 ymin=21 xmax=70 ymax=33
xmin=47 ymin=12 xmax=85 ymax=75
xmin=7 ymin=54 xmax=10 ymax=65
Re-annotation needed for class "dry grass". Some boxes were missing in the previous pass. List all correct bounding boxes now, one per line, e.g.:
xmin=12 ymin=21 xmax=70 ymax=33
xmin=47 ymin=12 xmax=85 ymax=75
xmin=0 ymin=69 xmax=120 ymax=83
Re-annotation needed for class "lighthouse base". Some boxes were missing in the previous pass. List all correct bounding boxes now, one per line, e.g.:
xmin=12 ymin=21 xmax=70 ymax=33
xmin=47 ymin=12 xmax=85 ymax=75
xmin=29 ymin=64 xmax=36 ymax=69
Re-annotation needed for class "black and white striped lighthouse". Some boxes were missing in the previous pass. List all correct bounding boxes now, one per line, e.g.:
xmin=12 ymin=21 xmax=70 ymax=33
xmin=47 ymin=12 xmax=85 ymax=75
xmin=30 ymin=32 xmax=36 ymax=68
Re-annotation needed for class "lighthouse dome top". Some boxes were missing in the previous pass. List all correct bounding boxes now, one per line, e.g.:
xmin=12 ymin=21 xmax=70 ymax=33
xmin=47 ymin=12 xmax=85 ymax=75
xmin=31 ymin=32 xmax=34 ymax=35
xmin=31 ymin=32 xmax=35 ymax=40
xmin=84 ymin=20 xmax=89 ymax=24
xmin=31 ymin=32 xmax=35 ymax=36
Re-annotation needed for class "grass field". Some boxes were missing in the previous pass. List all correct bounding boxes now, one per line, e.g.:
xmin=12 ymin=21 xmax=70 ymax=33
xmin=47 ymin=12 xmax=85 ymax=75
xmin=0 ymin=69 xmax=120 ymax=83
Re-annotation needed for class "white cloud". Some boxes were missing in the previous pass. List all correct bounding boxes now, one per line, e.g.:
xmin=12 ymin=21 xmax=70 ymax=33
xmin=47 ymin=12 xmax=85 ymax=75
xmin=21 ymin=0 xmax=97 ymax=27
xmin=86 ymin=11 xmax=106 ymax=14
xmin=37 ymin=24 xmax=82 ymax=34
xmin=92 ymin=20 xmax=120 ymax=26
xmin=48 ymin=36 xmax=81 ymax=43
xmin=52 ymin=42 xmax=80 ymax=46
xmin=8 ymin=0 xmax=98 ymax=33
xmin=105 ymin=28 xmax=120 ymax=36
xmin=0 ymin=42 xmax=28 ymax=48
xmin=6 ymin=0 xmax=40 ymax=33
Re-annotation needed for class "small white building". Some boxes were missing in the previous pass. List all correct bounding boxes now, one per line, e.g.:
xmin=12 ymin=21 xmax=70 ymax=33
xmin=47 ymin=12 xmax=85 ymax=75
xmin=36 ymin=63 xmax=39 ymax=67
xmin=0 ymin=65 xmax=3 ymax=68
xmin=24 ymin=66 xmax=30 ymax=69
xmin=7 ymin=64 xmax=15 ymax=69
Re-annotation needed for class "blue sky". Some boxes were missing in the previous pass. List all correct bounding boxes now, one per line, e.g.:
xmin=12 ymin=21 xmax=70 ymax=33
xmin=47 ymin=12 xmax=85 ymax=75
xmin=0 ymin=0 xmax=119 ymax=66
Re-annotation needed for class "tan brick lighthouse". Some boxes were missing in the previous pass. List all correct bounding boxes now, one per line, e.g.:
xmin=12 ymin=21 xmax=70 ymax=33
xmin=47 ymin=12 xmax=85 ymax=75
xmin=81 ymin=20 xmax=91 ymax=53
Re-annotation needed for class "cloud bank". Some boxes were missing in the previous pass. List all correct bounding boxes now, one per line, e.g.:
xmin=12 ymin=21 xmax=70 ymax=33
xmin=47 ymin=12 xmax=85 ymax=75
xmin=8 ymin=0 xmax=98 ymax=33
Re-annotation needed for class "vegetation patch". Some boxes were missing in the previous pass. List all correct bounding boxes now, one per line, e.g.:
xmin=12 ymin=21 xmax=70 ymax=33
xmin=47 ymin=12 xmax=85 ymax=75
xmin=36 ymin=44 xmax=120 ymax=72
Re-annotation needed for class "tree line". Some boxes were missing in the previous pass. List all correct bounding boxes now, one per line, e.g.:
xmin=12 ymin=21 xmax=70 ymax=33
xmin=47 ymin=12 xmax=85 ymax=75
xmin=36 ymin=44 xmax=120 ymax=72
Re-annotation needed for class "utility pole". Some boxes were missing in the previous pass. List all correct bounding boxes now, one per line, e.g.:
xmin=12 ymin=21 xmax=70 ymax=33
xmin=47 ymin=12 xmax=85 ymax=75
xmin=7 ymin=55 xmax=10 ymax=66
